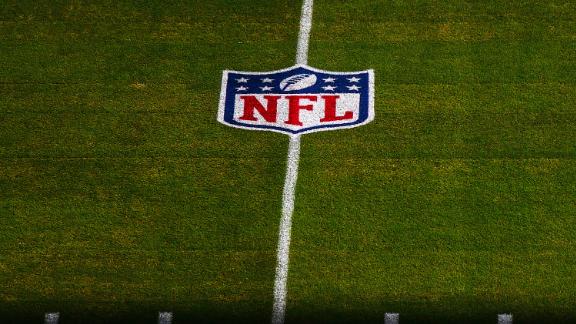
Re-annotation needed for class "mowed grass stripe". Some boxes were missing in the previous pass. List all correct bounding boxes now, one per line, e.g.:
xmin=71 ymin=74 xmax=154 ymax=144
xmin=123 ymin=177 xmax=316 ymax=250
xmin=378 ymin=83 xmax=576 ymax=114
xmin=312 ymin=20 xmax=576 ymax=42
xmin=3 ymin=83 xmax=576 ymax=114
xmin=0 ymin=0 xmax=299 ymax=23
xmin=294 ymin=159 xmax=576 ymax=251
xmin=0 ymin=158 xmax=284 ymax=244
xmin=0 ymin=0 xmax=300 ymax=39
xmin=312 ymin=1 xmax=576 ymax=43
xmin=311 ymin=42 xmax=575 ymax=84
xmin=0 ymin=42 xmax=298 ymax=86
xmin=2 ymin=250 xmax=275 ymax=297
xmin=2 ymin=42 xmax=575 ymax=84
xmin=311 ymin=0 xmax=576 ymax=22
xmin=0 ymin=21 xmax=297 ymax=43
xmin=0 ymin=111 xmax=290 ymax=158
xmin=2 ymin=111 xmax=574 ymax=159
xmin=5 ymin=22 xmax=574 ymax=43
xmin=305 ymin=112 xmax=576 ymax=159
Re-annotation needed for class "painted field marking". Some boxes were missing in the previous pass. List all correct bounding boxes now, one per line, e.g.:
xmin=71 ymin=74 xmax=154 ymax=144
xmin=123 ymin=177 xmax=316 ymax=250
xmin=217 ymin=0 xmax=373 ymax=322
xmin=384 ymin=312 xmax=399 ymax=324
xmin=295 ymin=0 xmax=313 ymax=66
xmin=44 ymin=312 xmax=59 ymax=324
xmin=158 ymin=311 xmax=173 ymax=324
xmin=271 ymin=135 xmax=301 ymax=324
xmin=498 ymin=313 xmax=513 ymax=324
xmin=271 ymin=1 xmax=312 ymax=323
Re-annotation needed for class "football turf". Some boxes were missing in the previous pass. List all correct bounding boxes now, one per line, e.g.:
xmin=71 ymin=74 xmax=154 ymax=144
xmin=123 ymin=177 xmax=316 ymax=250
xmin=1 ymin=1 xmax=576 ymax=323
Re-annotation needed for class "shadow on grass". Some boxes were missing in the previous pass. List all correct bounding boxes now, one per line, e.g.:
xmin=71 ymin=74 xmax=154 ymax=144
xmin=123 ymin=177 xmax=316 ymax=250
xmin=1 ymin=297 xmax=575 ymax=323
xmin=287 ymin=295 xmax=576 ymax=324
xmin=0 ymin=300 xmax=269 ymax=324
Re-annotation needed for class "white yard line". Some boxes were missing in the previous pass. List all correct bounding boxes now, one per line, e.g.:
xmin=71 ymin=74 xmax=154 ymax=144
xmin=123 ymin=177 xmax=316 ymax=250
xmin=295 ymin=0 xmax=314 ymax=66
xmin=271 ymin=1 xmax=314 ymax=323
xmin=271 ymin=136 xmax=301 ymax=324
xmin=44 ymin=313 xmax=59 ymax=324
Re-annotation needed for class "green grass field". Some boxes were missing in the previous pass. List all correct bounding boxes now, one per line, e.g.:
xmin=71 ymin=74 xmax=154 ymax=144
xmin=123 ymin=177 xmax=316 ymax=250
xmin=1 ymin=0 xmax=576 ymax=323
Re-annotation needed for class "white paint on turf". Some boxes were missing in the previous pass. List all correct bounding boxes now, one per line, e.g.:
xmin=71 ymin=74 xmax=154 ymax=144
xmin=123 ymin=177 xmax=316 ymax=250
xmin=295 ymin=0 xmax=314 ymax=66
xmin=218 ymin=65 xmax=374 ymax=136
xmin=44 ymin=312 xmax=59 ymax=324
xmin=385 ymin=313 xmax=399 ymax=324
xmin=279 ymin=73 xmax=317 ymax=91
xmin=271 ymin=1 xmax=314 ymax=322
xmin=498 ymin=313 xmax=513 ymax=324
xmin=272 ymin=135 xmax=301 ymax=324
xmin=158 ymin=311 xmax=173 ymax=324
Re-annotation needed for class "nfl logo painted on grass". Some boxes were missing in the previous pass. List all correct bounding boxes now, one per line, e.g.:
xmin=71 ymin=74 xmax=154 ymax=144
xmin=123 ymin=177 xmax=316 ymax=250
xmin=218 ymin=65 xmax=374 ymax=136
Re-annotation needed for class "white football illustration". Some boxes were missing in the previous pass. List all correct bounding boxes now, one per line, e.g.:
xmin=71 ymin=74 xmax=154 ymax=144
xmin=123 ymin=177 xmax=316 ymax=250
xmin=279 ymin=74 xmax=317 ymax=91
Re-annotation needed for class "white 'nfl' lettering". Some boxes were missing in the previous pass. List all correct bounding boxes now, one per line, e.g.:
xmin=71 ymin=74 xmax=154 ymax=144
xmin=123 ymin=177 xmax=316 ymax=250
xmin=234 ymin=94 xmax=359 ymax=129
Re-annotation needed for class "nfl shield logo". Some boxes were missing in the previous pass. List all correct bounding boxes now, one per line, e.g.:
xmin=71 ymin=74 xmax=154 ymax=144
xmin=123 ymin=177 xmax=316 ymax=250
xmin=218 ymin=65 xmax=374 ymax=136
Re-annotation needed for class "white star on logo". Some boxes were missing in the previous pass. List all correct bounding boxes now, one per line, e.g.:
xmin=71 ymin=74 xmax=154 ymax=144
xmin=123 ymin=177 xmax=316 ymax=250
xmin=347 ymin=77 xmax=361 ymax=83
xmin=261 ymin=77 xmax=274 ymax=83
xmin=260 ymin=86 xmax=273 ymax=91
xmin=347 ymin=85 xmax=360 ymax=91
xmin=236 ymin=86 xmax=248 ymax=91
xmin=322 ymin=85 xmax=337 ymax=91
xmin=236 ymin=77 xmax=249 ymax=83
xmin=323 ymin=77 xmax=336 ymax=83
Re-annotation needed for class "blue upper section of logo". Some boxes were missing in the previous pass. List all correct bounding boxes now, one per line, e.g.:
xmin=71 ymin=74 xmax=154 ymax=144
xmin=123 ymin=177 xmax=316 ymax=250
xmin=227 ymin=66 xmax=369 ymax=95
